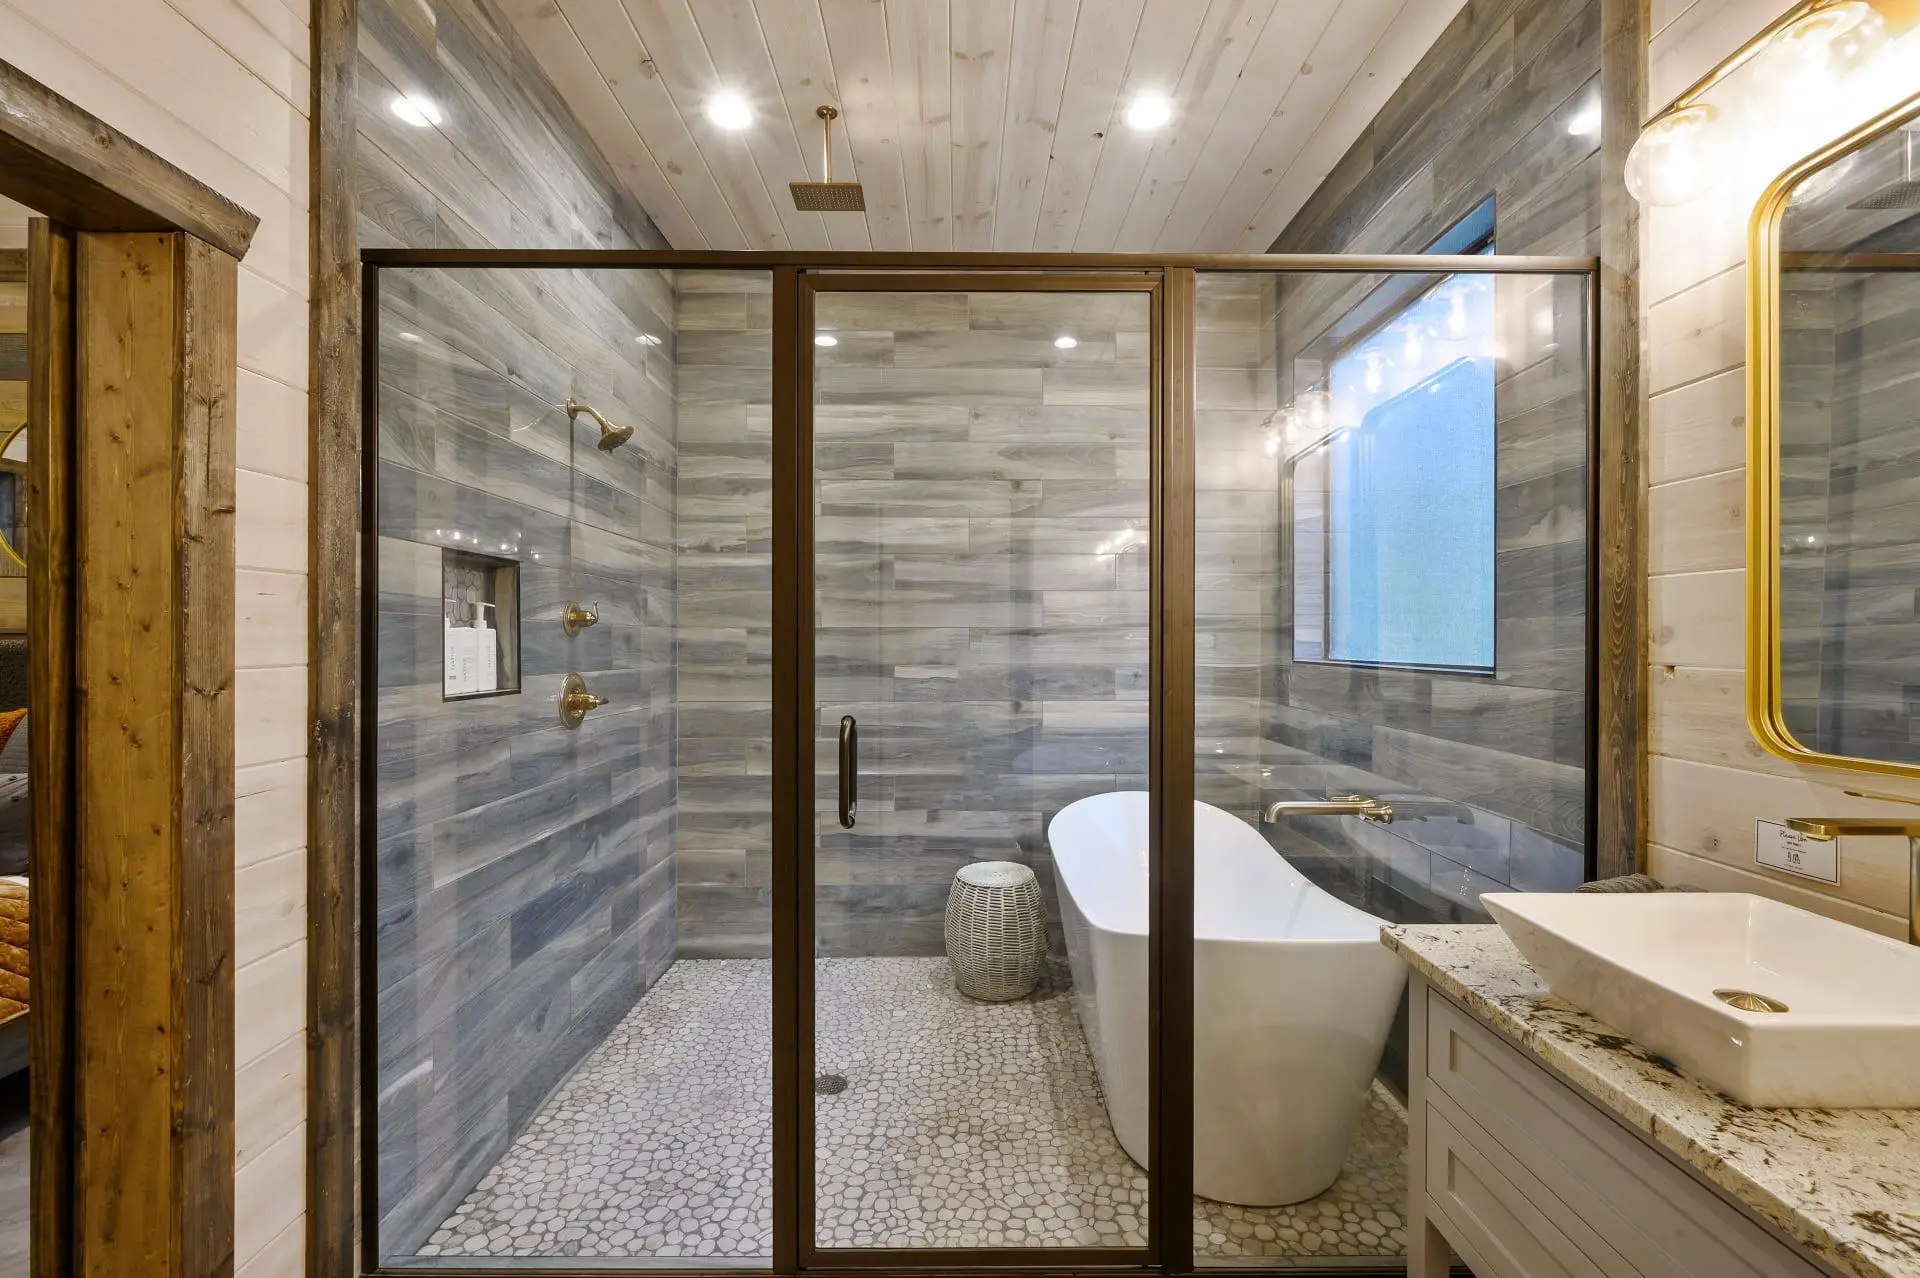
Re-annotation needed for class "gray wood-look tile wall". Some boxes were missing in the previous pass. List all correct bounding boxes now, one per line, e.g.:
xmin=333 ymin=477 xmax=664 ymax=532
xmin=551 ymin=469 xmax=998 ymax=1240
xmin=675 ymin=284 xmax=1155 ymax=959
xmin=358 ymin=0 xmax=679 ymax=1254
xmin=1243 ymin=0 xmax=1601 ymax=930
xmin=672 ymin=270 xmax=775 ymax=958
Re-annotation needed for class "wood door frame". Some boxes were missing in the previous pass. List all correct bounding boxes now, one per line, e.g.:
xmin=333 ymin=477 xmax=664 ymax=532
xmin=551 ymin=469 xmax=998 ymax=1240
xmin=0 ymin=55 xmax=257 ymax=1278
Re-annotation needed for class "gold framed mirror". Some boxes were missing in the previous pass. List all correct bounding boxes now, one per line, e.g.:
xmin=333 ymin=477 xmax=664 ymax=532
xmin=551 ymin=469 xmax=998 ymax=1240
xmin=1750 ymin=90 xmax=1920 ymax=777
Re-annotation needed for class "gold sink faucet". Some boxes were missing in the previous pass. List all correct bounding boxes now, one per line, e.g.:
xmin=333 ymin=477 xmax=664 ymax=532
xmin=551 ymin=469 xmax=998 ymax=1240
xmin=1783 ymin=817 xmax=1920 ymax=945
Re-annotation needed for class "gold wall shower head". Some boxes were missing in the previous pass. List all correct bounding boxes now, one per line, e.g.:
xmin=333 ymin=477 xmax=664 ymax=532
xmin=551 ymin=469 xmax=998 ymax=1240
xmin=791 ymin=105 xmax=866 ymax=212
xmin=565 ymin=397 xmax=634 ymax=452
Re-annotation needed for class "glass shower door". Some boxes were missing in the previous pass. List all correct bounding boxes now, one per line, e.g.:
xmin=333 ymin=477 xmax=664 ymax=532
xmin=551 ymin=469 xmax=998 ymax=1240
xmin=806 ymin=280 xmax=1156 ymax=1257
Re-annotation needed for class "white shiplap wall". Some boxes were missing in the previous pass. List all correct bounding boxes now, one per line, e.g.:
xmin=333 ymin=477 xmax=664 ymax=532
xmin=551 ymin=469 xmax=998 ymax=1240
xmin=0 ymin=0 xmax=309 ymax=1272
xmin=1644 ymin=0 xmax=1920 ymax=938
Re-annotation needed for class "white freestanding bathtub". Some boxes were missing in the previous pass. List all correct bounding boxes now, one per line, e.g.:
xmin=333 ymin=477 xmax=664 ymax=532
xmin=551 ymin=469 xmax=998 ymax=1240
xmin=1049 ymin=791 xmax=1408 ymax=1206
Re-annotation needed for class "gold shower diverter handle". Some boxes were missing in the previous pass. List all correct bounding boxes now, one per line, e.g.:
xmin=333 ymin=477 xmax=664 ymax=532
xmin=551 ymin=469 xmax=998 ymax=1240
xmin=559 ymin=672 xmax=609 ymax=729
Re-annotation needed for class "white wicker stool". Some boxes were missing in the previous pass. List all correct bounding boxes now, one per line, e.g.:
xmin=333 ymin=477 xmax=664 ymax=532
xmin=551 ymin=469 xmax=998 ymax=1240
xmin=945 ymin=860 xmax=1046 ymax=1001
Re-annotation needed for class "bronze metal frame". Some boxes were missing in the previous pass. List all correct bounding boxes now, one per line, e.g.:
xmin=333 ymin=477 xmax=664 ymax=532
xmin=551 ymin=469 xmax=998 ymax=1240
xmin=354 ymin=248 xmax=1597 ymax=1278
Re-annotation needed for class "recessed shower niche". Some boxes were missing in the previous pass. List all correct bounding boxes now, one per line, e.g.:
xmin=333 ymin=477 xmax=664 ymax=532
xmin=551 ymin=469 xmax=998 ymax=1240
xmin=441 ymin=545 xmax=519 ymax=699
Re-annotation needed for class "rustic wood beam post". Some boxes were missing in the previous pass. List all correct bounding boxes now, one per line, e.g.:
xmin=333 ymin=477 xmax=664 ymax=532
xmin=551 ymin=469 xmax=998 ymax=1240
xmin=72 ymin=230 xmax=237 ymax=1278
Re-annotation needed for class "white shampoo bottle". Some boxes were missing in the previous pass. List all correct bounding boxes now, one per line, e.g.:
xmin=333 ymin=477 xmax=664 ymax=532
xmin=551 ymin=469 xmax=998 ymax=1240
xmin=472 ymin=602 xmax=499 ymax=693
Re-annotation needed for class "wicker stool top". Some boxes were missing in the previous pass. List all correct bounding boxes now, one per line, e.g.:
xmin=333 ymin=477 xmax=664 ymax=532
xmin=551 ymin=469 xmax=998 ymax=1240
xmin=955 ymin=860 xmax=1035 ymax=889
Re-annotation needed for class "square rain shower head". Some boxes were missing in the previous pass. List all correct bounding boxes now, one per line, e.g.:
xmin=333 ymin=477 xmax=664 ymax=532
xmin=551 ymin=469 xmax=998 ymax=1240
xmin=791 ymin=180 xmax=867 ymax=212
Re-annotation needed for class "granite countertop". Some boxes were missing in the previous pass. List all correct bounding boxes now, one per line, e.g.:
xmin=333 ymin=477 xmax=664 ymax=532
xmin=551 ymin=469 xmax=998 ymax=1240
xmin=1383 ymin=924 xmax=1920 ymax=1278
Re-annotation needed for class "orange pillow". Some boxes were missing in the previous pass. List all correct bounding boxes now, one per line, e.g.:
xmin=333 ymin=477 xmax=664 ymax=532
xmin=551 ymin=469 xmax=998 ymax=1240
xmin=0 ymin=710 xmax=23 ymax=758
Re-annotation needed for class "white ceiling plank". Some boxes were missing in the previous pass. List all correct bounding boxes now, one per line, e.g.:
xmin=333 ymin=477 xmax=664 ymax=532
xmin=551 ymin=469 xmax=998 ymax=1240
xmin=1145 ymin=0 xmax=1339 ymax=252
xmin=1066 ymin=0 xmax=1212 ymax=252
xmin=815 ymin=0 xmax=913 ymax=250
xmin=620 ymin=0 xmax=823 ymax=249
xmin=1191 ymin=0 xmax=1416 ymax=251
xmin=1236 ymin=0 xmax=1465 ymax=251
xmin=988 ymin=0 xmax=1080 ymax=252
xmin=1028 ymin=0 xmax=1147 ymax=252
xmin=1110 ymin=0 xmax=1276 ymax=251
xmin=688 ymin=0 xmax=859 ymax=249
xmin=497 ymin=0 xmax=707 ymax=247
xmin=948 ymin=0 xmax=1016 ymax=252
xmin=883 ymin=0 xmax=955 ymax=251
xmin=556 ymin=0 xmax=751 ymax=250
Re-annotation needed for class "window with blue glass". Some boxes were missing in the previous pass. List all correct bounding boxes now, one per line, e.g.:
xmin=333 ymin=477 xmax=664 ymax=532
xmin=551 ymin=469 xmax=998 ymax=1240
xmin=1292 ymin=205 xmax=1497 ymax=672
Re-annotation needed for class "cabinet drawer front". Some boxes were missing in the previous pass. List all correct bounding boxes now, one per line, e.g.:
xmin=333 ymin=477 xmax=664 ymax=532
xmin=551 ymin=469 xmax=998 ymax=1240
xmin=1426 ymin=1100 xmax=1616 ymax=1278
xmin=1426 ymin=990 xmax=1823 ymax=1278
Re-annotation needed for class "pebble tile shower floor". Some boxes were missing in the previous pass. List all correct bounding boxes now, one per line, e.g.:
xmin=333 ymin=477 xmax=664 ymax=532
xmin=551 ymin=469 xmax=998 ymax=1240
xmin=418 ymin=958 xmax=1407 ymax=1262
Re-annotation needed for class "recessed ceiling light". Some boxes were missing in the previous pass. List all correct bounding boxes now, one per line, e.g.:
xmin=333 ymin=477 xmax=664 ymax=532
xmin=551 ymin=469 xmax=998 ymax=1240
xmin=815 ymin=333 xmax=838 ymax=347
xmin=1124 ymin=93 xmax=1173 ymax=131
xmin=1053 ymin=335 xmax=1078 ymax=349
xmin=636 ymin=332 xmax=662 ymax=346
xmin=398 ymin=331 xmax=424 ymax=343
xmin=706 ymin=92 xmax=754 ymax=130
xmin=391 ymin=94 xmax=443 ymax=128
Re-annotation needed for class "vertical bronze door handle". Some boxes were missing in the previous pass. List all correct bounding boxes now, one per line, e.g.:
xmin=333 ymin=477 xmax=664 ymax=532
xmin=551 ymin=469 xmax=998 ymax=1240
xmin=838 ymin=714 xmax=858 ymax=828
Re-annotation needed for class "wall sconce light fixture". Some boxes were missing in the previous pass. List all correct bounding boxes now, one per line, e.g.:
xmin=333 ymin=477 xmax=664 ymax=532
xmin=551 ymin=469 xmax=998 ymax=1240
xmin=1625 ymin=0 xmax=1895 ymax=206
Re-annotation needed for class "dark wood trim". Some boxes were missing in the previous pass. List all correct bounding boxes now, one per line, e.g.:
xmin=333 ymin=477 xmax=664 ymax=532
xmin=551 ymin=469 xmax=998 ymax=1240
xmin=173 ymin=233 xmax=240 ymax=1277
xmin=1151 ymin=268 xmax=1196 ymax=1272
xmin=72 ymin=230 xmax=237 ymax=1276
xmin=0 ymin=60 xmax=258 ymax=260
xmin=308 ymin=1 xmax=362 ymax=1274
xmin=26 ymin=216 xmax=76 ymax=1278
xmin=1596 ymin=0 xmax=1648 ymax=880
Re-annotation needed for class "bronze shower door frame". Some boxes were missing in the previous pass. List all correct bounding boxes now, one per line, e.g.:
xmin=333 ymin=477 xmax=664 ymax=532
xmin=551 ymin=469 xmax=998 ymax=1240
xmin=353 ymin=248 xmax=1600 ymax=1278
xmin=786 ymin=269 xmax=1187 ymax=1274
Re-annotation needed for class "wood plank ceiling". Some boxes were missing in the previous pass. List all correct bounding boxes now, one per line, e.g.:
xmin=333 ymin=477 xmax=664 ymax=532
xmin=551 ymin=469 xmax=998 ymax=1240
xmin=492 ymin=0 xmax=1469 ymax=252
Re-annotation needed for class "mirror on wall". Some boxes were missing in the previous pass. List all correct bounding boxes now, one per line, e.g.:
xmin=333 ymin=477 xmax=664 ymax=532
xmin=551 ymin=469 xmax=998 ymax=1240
xmin=0 ymin=424 xmax=25 ymax=569
xmin=1752 ymin=95 xmax=1920 ymax=774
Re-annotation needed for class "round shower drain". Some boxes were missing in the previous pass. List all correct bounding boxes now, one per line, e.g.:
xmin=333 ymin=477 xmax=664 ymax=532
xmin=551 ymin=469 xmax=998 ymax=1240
xmin=814 ymin=1072 xmax=849 ymax=1095
xmin=1714 ymin=988 xmax=1789 ymax=1013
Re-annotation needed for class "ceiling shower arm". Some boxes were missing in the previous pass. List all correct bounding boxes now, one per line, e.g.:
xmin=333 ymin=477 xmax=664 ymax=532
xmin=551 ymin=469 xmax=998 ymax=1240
xmin=819 ymin=104 xmax=837 ymax=184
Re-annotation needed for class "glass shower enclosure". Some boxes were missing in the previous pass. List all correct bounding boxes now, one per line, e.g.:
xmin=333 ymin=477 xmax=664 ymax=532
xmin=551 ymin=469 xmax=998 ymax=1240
xmin=361 ymin=251 xmax=1596 ymax=1277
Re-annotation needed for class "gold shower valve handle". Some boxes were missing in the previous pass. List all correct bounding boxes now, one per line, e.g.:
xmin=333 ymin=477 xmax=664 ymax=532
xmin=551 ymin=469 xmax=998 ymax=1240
xmin=559 ymin=672 xmax=608 ymax=729
xmin=562 ymin=601 xmax=599 ymax=637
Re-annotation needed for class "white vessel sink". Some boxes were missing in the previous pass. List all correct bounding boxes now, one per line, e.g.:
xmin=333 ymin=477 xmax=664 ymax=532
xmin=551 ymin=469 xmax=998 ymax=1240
xmin=1480 ymin=891 xmax=1920 ymax=1108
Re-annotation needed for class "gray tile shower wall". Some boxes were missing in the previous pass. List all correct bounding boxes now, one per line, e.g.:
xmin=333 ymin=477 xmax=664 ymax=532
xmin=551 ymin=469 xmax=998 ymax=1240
xmin=673 ymin=285 xmax=1155 ymax=958
xmin=673 ymin=271 xmax=775 ymax=959
xmin=357 ymin=0 xmax=679 ymax=1255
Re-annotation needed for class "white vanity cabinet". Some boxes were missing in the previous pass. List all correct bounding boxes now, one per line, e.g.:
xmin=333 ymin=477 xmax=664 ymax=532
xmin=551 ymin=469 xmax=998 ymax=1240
xmin=1407 ymin=975 xmax=1831 ymax=1278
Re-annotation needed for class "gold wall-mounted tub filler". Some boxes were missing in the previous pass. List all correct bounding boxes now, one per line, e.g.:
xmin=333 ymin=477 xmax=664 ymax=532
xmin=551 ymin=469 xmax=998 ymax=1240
xmin=558 ymin=672 xmax=608 ymax=729
xmin=562 ymin=601 xmax=599 ymax=637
